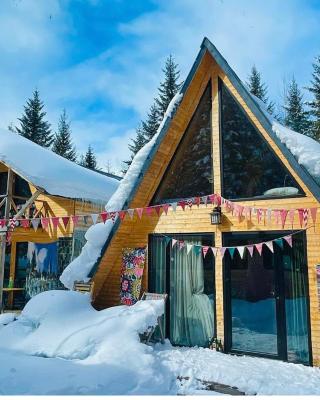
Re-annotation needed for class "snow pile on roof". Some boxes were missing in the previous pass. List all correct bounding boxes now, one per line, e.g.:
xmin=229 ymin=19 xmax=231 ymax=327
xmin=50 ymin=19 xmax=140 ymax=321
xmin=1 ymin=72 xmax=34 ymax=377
xmin=272 ymin=122 xmax=320 ymax=185
xmin=0 ymin=290 xmax=172 ymax=395
xmin=60 ymin=91 xmax=183 ymax=289
xmin=0 ymin=128 xmax=119 ymax=202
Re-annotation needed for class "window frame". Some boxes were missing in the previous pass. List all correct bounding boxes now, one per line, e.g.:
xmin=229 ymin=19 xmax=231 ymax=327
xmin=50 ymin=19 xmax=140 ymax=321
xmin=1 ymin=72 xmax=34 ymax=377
xmin=218 ymin=78 xmax=305 ymax=202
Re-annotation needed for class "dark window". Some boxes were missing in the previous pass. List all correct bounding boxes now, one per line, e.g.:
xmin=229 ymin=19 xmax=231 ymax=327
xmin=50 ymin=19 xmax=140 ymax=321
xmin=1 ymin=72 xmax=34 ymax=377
xmin=14 ymin=174 xmax=32 ymax=198
xmin=152 ymin=82 xmax=213 ymax=204
xmin=0 ymin=172 xmax=8 ymax=195
xmin=220 ymin=80 xmax=304 ymax=199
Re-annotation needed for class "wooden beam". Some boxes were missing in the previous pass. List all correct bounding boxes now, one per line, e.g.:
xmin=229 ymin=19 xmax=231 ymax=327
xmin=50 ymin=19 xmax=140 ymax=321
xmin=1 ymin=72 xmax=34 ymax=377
xmin=0 ymin=169 xmax=14 ymax=311
xmin=14 ymin=189 xmax=42 ymax=220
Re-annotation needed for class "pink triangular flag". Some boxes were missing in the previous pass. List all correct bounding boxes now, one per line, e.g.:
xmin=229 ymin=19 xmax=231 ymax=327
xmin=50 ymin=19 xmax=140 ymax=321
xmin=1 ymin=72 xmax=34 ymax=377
xmin=118 ymin=211 xmax=126 ymax=221
xmin=100 ymin=212 xmax=108 ymax=223
xmin=20 ymin=219 xmax=29 ymax=229
xmin=154 ymin=206 xmax=162 ymax=216
xmin=280 ymin=210 xmax=288 ymax=229
xmin=31 ymin=218 xmax=40 ymax=231
xmin=0 ymin=219 xmax=6 ymax=228
xmin=208 ymin=194 xmax=215 ymax=204
xmin=178 ymin=201 xmax=186 ymax=211
xmin=72 ymin=215 xmax=79 ymax=226
xmin=247 ymin=245 xmax=254 ymax=257
xmin=288 ymin=209 xmax=295 ymax=227
xmin=62 ymin=216 xmax=70 ymax=229
xmin=265 ymin=241 xmax=274 ymax=253
xmin=51 ymin=217 xmax=60 ymax=228
xmin=41 ymin=217 xmax=49 ymax=230
xmin=145 ymin=207 xmax=153 ymax=216
xmin=162 ymin=204 xmax=170 ymax=215
xmin=310 ymin=208 xmax=317 ymax=228
xmin=202 ymin=246 xmax=210 ymax=258
xmin=194 ymin=197 xmax=201 ymax=207
xmin=136 ymin=208 xmax=144 ymax=219
xmin=298 ymin=209 xmax=304 ymax=228
xmin=255 ymin=243 xmax=263 ymax=256
xmin=283 ymin=235 xmax=293 ymax=247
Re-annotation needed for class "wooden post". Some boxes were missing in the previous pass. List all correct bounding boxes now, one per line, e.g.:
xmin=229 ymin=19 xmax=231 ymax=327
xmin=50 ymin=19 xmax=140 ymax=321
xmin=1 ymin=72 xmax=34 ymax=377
xmin=0 ymin=169 xmax=13 ymax=312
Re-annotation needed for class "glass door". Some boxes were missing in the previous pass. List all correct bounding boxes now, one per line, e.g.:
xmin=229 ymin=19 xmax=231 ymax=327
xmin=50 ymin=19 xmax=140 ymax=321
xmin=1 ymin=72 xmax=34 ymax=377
xmin=223 ymin=231 xmax=311 ymax=364
xmin=149 ymin=233 xmax=215 ymax=347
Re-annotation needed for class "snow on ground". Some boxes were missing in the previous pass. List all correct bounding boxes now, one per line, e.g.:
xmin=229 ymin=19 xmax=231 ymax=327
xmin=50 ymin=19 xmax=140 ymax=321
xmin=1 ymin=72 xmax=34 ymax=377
xmin=60 ymin=91 xmax=183 ymax=289
xmin=0 ymin=290 xmax=319 ymax=395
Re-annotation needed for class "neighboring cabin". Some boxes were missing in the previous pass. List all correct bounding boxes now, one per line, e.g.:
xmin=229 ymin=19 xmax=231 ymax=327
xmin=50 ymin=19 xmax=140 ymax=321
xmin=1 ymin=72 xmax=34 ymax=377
xmin=0 ymin=128 xmax=120 ymax=310
xmin=84 ymin=38 xmax=320 ymax=367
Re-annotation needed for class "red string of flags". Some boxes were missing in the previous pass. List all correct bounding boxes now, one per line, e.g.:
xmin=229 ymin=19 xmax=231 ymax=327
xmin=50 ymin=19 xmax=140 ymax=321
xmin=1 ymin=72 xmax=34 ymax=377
xmin=0 ymin=193 xmax=318 ymax=234
xmin=156 ymin=230 xmax=302 ymax=259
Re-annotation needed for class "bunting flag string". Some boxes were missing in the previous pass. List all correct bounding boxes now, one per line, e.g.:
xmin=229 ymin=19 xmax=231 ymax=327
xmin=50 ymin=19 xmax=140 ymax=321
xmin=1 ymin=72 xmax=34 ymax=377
xmin=154 ymin=229 xmax=304 ymax=259
xmin=0 ymin=192 xmax=318 ymax=234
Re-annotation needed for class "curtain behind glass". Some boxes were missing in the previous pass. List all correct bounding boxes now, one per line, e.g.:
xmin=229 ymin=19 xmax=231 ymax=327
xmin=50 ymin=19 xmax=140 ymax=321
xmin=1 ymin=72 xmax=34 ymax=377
xmin=285 ymin=233 xmax=310 ymax=363
xmin=170 ymin=236 xmax=214 ymax=347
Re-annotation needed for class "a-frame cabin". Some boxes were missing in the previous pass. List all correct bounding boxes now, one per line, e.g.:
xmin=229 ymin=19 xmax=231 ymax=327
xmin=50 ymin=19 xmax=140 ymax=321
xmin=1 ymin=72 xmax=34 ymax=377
xmin=90 ymin=38 xmax=320 ymax=366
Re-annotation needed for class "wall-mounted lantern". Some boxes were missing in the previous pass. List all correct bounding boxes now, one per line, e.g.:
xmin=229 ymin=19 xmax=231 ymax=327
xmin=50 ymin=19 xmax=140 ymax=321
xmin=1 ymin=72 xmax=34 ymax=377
xmin=210 ymin=206 xmax=222 ymax=225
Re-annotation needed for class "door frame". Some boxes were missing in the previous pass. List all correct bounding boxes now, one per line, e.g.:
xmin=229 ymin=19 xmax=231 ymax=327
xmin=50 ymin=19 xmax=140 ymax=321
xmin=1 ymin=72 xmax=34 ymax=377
xmin=222 ymin=230 xmax=312 ymax=365
xmin=148 ymin=232 xmax=216 ymax=344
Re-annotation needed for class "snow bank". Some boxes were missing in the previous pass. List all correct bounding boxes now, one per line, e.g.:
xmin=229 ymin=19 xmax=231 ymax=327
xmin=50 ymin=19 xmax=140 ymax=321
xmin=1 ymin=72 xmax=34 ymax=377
xmin=0 ymin=128 xmax=119 ymax=202
xmin=273 ymin=121 xmax=320 ymax=185
xmin=60 ymin=92 xmax=183 ymax=289
xmin=0 ymin=290 xmax=171 ymax=395
xmin=157 ymin=346 xmax=320 ymax=395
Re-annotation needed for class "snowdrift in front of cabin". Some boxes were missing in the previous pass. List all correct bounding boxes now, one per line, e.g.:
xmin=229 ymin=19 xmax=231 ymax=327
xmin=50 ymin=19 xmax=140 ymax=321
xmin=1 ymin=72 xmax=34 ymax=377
xmin=60 ymin=92 xmax=183 ymax=289
xmin=0 ymin=290 xmax=171 ymax=395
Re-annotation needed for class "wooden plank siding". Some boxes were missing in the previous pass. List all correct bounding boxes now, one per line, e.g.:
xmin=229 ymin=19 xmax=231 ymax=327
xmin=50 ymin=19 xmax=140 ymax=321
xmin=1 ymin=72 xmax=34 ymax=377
xmin=92 ymin=51 xmax=320 ymax=366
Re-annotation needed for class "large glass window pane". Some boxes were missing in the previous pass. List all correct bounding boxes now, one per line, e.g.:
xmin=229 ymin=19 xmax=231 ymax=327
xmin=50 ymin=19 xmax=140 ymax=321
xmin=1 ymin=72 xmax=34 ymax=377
xmin=149 ymin=234 xmax=215 ymax=347
xmin=152 ymin=82 xmax=213 ymax=204
xmin=224 ymin=233 xmax=278 ymax=355
xmin=220 ymin=80 xmax=304 ymax=199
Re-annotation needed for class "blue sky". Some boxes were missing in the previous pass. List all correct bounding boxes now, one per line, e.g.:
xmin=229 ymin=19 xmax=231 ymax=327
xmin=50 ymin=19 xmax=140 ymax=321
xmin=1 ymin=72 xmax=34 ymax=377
xmin=1 ymin=0 xmax=319 ymax=174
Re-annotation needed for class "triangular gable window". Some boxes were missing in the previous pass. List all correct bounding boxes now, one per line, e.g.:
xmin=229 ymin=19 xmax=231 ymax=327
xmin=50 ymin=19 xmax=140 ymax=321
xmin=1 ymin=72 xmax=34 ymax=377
xmin=219 ymin=80 xmax=304 ymax=199
xmin=152 ymin=82 xmax=213 ymax=204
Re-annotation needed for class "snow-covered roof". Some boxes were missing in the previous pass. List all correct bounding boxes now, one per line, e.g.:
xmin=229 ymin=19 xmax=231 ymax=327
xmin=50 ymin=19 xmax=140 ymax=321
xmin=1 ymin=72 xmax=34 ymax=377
xmin=0 ymin=128 xmax=120 ymax=202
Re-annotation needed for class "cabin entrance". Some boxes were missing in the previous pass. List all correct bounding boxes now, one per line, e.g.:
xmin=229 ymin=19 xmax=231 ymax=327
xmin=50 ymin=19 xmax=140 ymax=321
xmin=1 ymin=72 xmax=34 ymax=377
xmin=223 ymin=231 xmax=311 ymax=365
xmin=148 ymin=233 xmax=215 ymax=347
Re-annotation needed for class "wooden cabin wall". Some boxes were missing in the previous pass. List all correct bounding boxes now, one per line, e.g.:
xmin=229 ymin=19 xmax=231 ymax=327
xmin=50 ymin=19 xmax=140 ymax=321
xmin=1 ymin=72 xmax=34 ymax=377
xmin=92 ymin=51 xmax=320 ymax=366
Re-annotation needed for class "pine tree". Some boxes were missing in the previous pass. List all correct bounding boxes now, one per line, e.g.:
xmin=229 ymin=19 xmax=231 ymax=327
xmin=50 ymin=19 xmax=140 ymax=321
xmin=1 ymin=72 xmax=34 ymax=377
xmin=80 ymin=145 xmax=97 ymax=170
xmin=15 ymin=90 xmax=53 ymax=147
xmin=306 ymin=55 xmax=320 ymax=141
xmin=283 ymin=77 xmax=310 ymax=136
xmin=155 ymin=54 xmax=182 ymax=120
xmin=122 ymin=126 xmax=147 ymax=174
xmin=52 ymin=110 xmax=77 ymax=161
xmin=141 ymin=103 xmax=160 ymax=141
xmin=247 ymin=65 xmax=275 ymax=116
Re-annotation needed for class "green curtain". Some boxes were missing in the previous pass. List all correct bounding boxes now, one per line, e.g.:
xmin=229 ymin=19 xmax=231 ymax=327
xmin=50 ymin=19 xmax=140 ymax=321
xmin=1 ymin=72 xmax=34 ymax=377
xmin=285 ymin=234 xmax=309 ymax=363
xmin=170 ymin=236 xmax=214 ymax=347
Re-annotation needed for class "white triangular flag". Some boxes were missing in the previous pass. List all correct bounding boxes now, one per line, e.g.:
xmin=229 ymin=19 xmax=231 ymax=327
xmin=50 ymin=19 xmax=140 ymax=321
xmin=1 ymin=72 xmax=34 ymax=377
xmin=127 ymin=209 xmax=135 ymax=219
xmin=31 ymin=218 xmax=40 ymax=231
xmin=91 ymin=213 xmax=99 ymax=225
xmin=171 ymin=202 xmax=177 ymax=212
xmin=237 ymin=246 xmax=245 ymax=259
xmin=186 ymin=244 xmax=193 ymax=254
